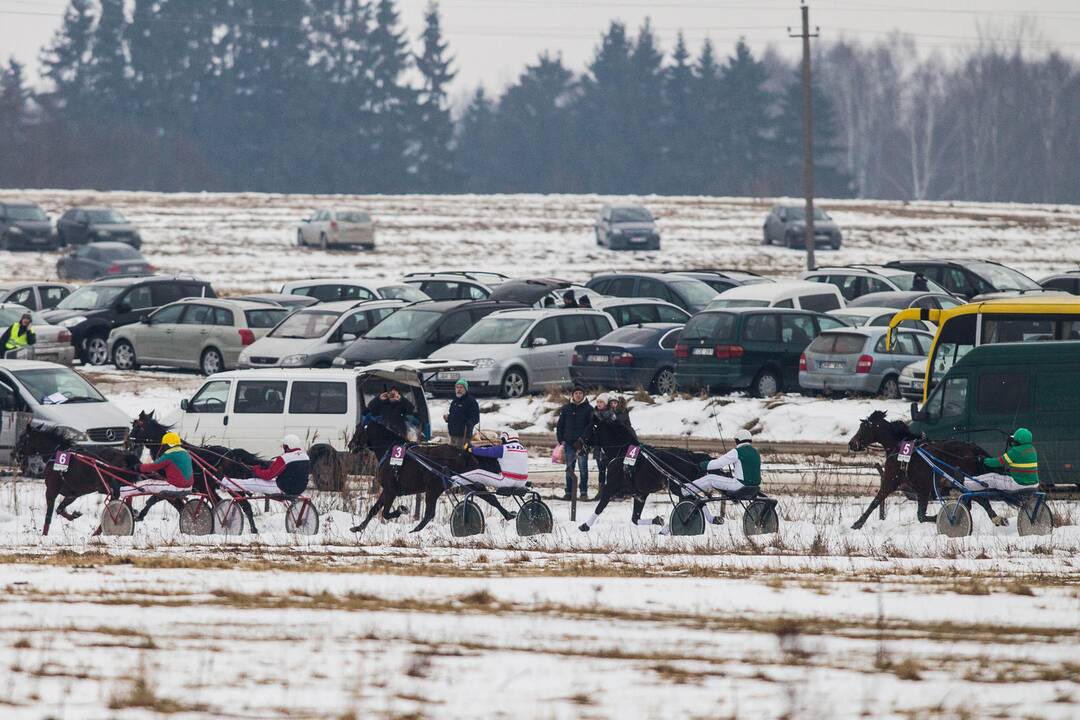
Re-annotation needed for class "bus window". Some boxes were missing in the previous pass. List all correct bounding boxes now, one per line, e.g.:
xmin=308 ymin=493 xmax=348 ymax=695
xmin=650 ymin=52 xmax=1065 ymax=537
xmin=1060 ymin=320 xmax=1080 ymax=340
xmin=927 ymin=314 xmax=976 ymax=382
xmin=982 ymin=317 xmax=1054 ymax=343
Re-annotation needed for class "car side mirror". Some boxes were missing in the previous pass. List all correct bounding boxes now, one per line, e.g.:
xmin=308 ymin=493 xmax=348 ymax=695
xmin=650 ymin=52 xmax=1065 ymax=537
xmin=531 ymin=336 xmax=548 ymax=347
xmin=341 ymin=333 xmax=357 ymax=342
xmin=301 ymin=217 xmax=310 ymax=223
xmin=180 ymin=399 xmax=189 ymax=411
xmin=910 ymin=402 xmax=925 ymax=422
xmin=141 ymin=316 xmax=152 ymax=325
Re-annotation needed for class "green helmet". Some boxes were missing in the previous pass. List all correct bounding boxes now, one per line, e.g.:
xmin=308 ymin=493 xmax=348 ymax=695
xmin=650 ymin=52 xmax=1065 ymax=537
xmin=1012 ymin=428 xmax=1032 ymax=445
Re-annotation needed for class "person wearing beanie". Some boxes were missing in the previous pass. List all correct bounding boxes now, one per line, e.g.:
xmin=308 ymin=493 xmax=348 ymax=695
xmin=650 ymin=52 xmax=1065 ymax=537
xmin=445 ymin=378 xmax=480 ymax=447
xmin=556 ymin=385 xmax=593 ymax=500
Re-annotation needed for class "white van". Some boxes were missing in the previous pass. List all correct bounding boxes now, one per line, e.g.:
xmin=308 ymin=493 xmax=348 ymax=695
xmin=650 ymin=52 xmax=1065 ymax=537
xmin=707 ymin=280 xmax=845 ymax=313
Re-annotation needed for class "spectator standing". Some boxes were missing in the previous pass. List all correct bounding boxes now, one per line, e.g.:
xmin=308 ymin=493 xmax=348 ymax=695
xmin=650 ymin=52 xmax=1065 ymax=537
xmin=556 ymin=385 xmax=593 ymax=500
xmin=444 ymin=379 xmax=480 ymax=447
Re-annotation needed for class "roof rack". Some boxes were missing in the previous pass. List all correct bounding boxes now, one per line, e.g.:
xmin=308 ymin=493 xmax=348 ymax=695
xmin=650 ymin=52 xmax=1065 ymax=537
xmin=809 ymin=264 xmax=897 ymax=274
xmin=402 ymin=270 xmax=508 ymax=281
xmin=91 ymin=272 xmax=155 ymax=282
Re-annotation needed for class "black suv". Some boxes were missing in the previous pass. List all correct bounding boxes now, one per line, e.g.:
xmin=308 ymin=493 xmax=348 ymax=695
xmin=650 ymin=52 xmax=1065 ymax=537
xmin=57 ymin=206 xmax=142 ymax=249
xmin=0 ymin=202 xmax=58 ymax=251
xmin=1039 ymin=271 xmax=1080 ymax=295
xmin=586 ymin=273 xmax=719 ymax=313
xmin=334 ymin=299 xmax=526 ymax=368
xmin=42 ymin=275 xmax=216 ymax=365
xmin=884 ymin=259 xmax=1041 ymax=300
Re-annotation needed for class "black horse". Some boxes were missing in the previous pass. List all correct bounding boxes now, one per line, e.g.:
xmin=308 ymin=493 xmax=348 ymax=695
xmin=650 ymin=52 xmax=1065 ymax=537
xmin=574 ymin=413 xmax=711 ymax=531
xmin=348 ymin=420 xmax=516 ymax=534
xmin=848 ymin=410 xmax=1002 ymax=529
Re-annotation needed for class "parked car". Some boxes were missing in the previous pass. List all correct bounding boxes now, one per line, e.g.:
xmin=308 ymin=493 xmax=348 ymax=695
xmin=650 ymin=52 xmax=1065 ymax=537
xmin=707 ymin=280 xmax=845 ymax=313
xmin=0 ymin=282 xmax=72 ymax=311
xmin=239 ymin=299 xmax=403 ymax=369
xmin=762 ymin=203 xmax=842 ymax=249
xmin=0 ymin=202 xmax=58 ymax=251
xmin=801 ymin=265 xmax=950 ymax=302
xmin=228 ymin=293 xmax=320 ymax=309
xmin=402 ymin=273 xmax=492 ymax=300
xmin=57 ymin=207 xmax=142 ymax=248
xmin=56 ymin=242 xmax=154 ymax=281
xmin=570 ymin=322 xmax=682 ymax=394
xmin=1038 ymin=271 xmax=1080 ymax=295
xmin=42 ymin=275 xmax=216 ymax=365
xmin=799 ymin=326 xmax=933 ymax=398
xmin=428 ymin=308 xmax=617 ymax=397
xmin=487 ymin=278 xmax=604 ymax=308
xmin=586 ymin=273 xmax=718 ymax=313
xmin=847 ymin=291 xmax=962 ymax=311
xmin=663 ymin=269 xmax=773 ymax=293
xmin=589 ymin=297 xmax=690 ymax=327
xmin=333 ymin=299 xmax=524 ymax=368
xmin=884 ymin=259 xmax=1041 ymax=300
xmin=0 ymin=304 xmax=74 ymax=365
xmin=280 ymin=278 xmax=428 ymax=304
xmin=107 ymin=298 xmax=289 ymax=375
xmin=296 ymin=208 xmax=375 ymax=250
xmin=898 ymin=359 xmax=928 ymax=400
xmin=827 ymin=307 xmax=935 ymax=333
xmin=595 ymin=204 xmax=661 ymax=250
xmin=675 ymin=308 xmax=847 ymax=396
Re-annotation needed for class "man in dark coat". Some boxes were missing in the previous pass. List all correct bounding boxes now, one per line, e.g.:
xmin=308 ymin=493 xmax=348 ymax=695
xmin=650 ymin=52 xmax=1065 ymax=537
xmin=367 ymin=386 xmax=416 ymax=438
xmin=556 ymin=385 xmax=593 ymax=500
xmin=444 ymin=379 xmax=480 ymax=447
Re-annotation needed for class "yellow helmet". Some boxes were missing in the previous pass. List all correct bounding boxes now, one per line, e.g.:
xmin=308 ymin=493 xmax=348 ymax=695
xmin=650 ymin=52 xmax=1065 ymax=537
xmin=162 ymin=432 xmax=182 ymax=448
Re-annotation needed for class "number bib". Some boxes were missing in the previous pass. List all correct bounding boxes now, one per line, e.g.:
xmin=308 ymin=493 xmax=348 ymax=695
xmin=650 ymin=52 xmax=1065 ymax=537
xmin=389 ymin=445 xmax=406 ymax=467
xmin=898 ymin=440 xmax=915 ymax=464
xmin=53 ymin=451 xmax=71 ymax=472
xmin=623 ymin=445 xmax=641 ymax=467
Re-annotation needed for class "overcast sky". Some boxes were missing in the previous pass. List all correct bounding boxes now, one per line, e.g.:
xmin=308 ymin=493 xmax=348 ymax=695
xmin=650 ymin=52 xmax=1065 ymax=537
xmin=3 ymin=0 xmax=1079 ymax=99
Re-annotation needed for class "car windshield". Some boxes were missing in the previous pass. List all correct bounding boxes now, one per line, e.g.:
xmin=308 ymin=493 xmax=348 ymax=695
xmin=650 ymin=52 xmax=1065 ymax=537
xmin=456 ymin=317 xmax=534 ymax=344
xmin=379 ymin=285 xmax=428 ymax=302
xmin=337 ymin=211 xmax=371 ymax=223
xmin=245 ymin=308 xmax=289 ymax=329
xmin=611 ymin=207 xmax=653 ymax=223
xmin=829 ymin=313 xmax=868 ymax=327
xmin=14 ymin=367 xmax=105 ymax=404
xmin=669 ymin=280 xmax=719 ymax=308
xmin=86 ymin=209 xmax=127 ymax=224
xmin=6 ymin=205 xmax=46 ymax=221
xmin=101 ymin=245 xmax=142 ymax=260
xmin=56 ymin=285 xmax=126 ymax=310
xmin=784 ymin=206 xmax=828 ymax=221
xmin=972 ymin=263 xmax=1040 ymax=291
xmin=599 ymin=326 xmax=664 ymax=345
xmin=268 ymin=309 xmax=340 ymax=339
xmin=709 ymin=299 xmax=769 ymax=309
xmin=364 ymin=309 xmax=442 ymax=341
xmin=680 ymin=312 xmax=735 ymax=342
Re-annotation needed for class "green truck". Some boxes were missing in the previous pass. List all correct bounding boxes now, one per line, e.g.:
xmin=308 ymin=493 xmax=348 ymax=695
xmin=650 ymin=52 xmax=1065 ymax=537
xmin=909 ymin=340 xmax=1080 ymax=487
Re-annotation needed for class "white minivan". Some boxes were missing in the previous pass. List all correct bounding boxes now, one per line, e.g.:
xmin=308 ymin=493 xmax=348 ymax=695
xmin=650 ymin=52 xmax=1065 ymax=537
xmin=707 ymin=280 xmax=845 ymax=313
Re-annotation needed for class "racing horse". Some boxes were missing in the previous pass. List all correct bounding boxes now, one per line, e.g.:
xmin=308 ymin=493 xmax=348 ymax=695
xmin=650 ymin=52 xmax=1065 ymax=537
xmin=128 ymin=411 xmax=265 ymax=530
xmin=15 ymin=422 xmax=140 ymax=535
xmin=347 ymin=420 xmax=516 ymax=534
xmin=574 ymin=413 xmax=712 ymax=531
xmin=847 ymin=410 xmax=1002 ymax=529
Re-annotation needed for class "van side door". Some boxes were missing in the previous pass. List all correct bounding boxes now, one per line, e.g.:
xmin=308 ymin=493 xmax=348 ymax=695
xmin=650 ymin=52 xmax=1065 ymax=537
xmin=969 ymin=371 xmax=1033 ymax=471
xmin=229 ymin=379 xmax=288 ymax=456
xmin=285 ymin=380 xmax=351 ymax=452
xmin=178 ymin=379 xmax=233 ymax=448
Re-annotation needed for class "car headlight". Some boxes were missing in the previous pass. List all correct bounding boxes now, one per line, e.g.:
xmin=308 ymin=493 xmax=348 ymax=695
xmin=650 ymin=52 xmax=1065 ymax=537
xmin=472 ymin=358 xmax=495 ymax=368
xmin=59 ymin=316 xmax=86 ymax=328
xmin=8 ymin=226 xmax=24 ymax=235
xmin=58 ymin=426 xmax=89 ymax=442
xmin=281 ymin=354 xmax=309 ymax=367
xmin=611 ymin=228 xmax=624 ymax=235
xmin=332 ymin=356 xmax=347 ymax=367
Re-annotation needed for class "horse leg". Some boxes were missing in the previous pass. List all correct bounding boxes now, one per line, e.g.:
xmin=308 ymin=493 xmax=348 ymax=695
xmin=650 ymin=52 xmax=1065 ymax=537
xmin=852 ymin=490 xmax=888 ymax=530
xmin=381 ymin=491 xmax=406 ymax=520
xmin=632 ymin=494 xmax=664 ymax=527
xmin=409 ymin=488 xmax=442 ymax=533
xmin=915 ymin=492 xmax=936 ymax=523
xmin=42 ymin=483 xmax=59 ymax=536
xmin=55 ymin=495 xmax=83 ymax=522
xmin=878 ymin=494 xmax=886 ymax=521
xmin=238 ymin=499 xmax=259 ymax=533
xmin=474 ymin=492 xmax=516 ymax=521
xmin=971 ymin=496 xmax=1006 ymax=526
xmin=350 ymin=492 xmax=387 ymax=534
xmin=579 ymin=484 xmax=615 ymax=531
xmin=135 ymin=495 xmax=162 ymax=522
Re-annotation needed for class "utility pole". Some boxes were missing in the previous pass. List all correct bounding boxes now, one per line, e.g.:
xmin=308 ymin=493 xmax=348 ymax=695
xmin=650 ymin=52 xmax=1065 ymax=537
xmin=789 ymin=2 xmax=819 ymax=271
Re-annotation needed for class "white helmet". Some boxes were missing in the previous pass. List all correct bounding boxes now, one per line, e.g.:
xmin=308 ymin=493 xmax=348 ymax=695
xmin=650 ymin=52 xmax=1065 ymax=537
xmin=282 ymin=434 xmax=302 ymax=449
xmin=734 ymin=429 xmax=753 ymax=445
xmin=499 ymin=430 xmax=518 ymax=444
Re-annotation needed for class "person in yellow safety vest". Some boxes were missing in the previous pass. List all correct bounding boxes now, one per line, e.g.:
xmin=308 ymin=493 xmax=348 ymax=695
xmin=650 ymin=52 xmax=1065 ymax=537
xmin=1 ymin=312 xmax=35 ymax=357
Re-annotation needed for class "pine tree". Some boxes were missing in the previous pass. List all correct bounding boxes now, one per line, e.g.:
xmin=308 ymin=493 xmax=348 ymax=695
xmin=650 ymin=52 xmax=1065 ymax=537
xmin=578 ymin=21 xmax=636 ymax=192
xmin=771 ymin=72 xmax=852 ymax=197
xmin=413 ymin=2 xmax=458 ymax=191
xmin=662 ymin=32 xmax=696 ymax=193
xmin=367 ymin=0 xmax=417 ymax=192
xmin=84 ymin=0 xmax=129 ymax=109
xmin=0 ymin=58 xmax=29 ymax=139
xmin=39 ymin=0 xmax=95 ymax=114
xmin=720 ymin=39 xmax=774 ymax=195
xmin=457 ymin=87 xmax=498 ymax=191
xmin=627 ymin=19 xmax=665 ymax=188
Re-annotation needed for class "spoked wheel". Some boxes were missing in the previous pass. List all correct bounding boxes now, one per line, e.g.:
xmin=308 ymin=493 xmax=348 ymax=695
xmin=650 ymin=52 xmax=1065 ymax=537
xmin=936 ymin=500 xmax=972 ymax=538
xmin=179 ymin=498 xmax=214 ymax=535
xmin=652 ymin=368 xmax=677 ymax=395
xmin=285 ymin=498 xmax=320 ymax=535
xmin=668 ymin=500 xmax=705 ymax=536
xmin=213 ymin=499 xmax=245 ymax=536
xmin=1017 ymin=498 xmax=1054 ymax=537
xmin=515 ymin=498 xmax=553 ymax=536
xmin=101 ymin=500 xmax=135 ymax=536
xmin=742 ymin=500 xmax=779 ymax=536
xmin=450 ymin=498 xmax=485 ymax=537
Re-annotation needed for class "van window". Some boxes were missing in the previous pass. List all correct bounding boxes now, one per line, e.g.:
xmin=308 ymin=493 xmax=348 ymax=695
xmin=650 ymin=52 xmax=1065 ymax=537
xmin=781 ymin=315 xmax=816 ymax=346
xmin=681 ymin=313 xmax=735 ymax=342
xmin=875 ymin=332 xmax=919 ymax=355
xmin=289 ymin=381 xmax=348 ymax=414
xmin=801 ymin=293 xmax=841 ymax=313
xmin=557 ymin=315 xmax=593 ymax=343
xmin=610 ymin=304 xmax=657 ymax=326
xmin=181 ymin=304 xmax=215 ymax=324
xmin=188 ymin=380 xmax=230 ymax=413
xmin=977 ymin=373 xmax=1030 ymax=415
xmin=775 ymin=299 xmax=794 ymax=309
xmin=244 ymin=308 xmax=287 ymax=329
xmin=927 ymin=377 xmax=968 ymax=420
xmin=744 ymin=314 xmax=780 ymax=342
xmin=235 ymin=380 xmax=287 ymax=413
xmin=528 ymin=318 xmax=560 ymax=345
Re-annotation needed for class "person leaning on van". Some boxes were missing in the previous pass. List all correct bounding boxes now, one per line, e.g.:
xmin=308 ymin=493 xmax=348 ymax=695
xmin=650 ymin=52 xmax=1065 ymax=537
xmin=1 ymin=312 xmax=35 ymax=358
xmin=367 ymin=386 xmax=416 ymax=437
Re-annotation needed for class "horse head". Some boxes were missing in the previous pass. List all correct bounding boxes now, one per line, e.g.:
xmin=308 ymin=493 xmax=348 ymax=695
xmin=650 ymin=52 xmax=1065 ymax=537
xmin=15 ymin=421 xmax=77 ymax=466
xmin=129 ymin=410 xmax=172 ymax=456
xmin=351 ymin=419 xmax=404 ymax=458
xmin=849 ymin=410 xmax=891 ymax=452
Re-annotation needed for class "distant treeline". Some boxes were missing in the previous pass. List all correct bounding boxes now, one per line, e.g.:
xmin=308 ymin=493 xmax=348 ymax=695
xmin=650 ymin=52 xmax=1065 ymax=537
xmin=1 ymin=0 xmax=1077 ymax=202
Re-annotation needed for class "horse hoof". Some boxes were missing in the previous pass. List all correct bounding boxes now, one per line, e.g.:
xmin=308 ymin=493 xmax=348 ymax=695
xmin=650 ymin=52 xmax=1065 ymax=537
xmin=505 ymin=512 xmax=517 ymax=521
xmin=578 ymin=523 xmax=590 ymax=532
xmin=69 ymin=511 xmax=82 ymax=521
xmin=850 ymin=522 xmax=863 ymax=530
xmin=349 ymin=525 xmax=363 ymax=533
xmin=652 ymin=516 xmax=664 ymax=526
xmin=992 ymin=516 xmax=1009 ymax=527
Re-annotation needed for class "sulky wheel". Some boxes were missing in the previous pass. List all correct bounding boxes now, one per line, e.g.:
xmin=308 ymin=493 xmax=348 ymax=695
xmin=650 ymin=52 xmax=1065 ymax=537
xmin=1017 ymin=497 xmax=1054 ymax=537
xmin=742 ymin=500 xmax=780 ymax=537
xmin=515 ymin=498 xmax=554 ymax=536
xmin=101 ymin=500 xmax=135 ymax=536
xmin=936 ymin=500 xmax=972 ymax=538
xmin=668 ymin=500 xmax=706 ymax=536
xmin=285 ymin=498 xmax=320 ymax=535
xmin=179 ymin=498 xmax=214 ymax=536
xmin=450 ymin=498 xmax=485 ymax=537
xmin=213 ymin=499 xmax=245 ymax=536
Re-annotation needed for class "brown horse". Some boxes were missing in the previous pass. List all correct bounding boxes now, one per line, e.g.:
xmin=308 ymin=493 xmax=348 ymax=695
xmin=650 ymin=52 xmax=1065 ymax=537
xmin=847 ymin=410 xmax=1001 ymax=529
xmin=348 ymin=421 xmax=515 ymax=534
xmin=15 ymin=422 xmax=140 ymax=535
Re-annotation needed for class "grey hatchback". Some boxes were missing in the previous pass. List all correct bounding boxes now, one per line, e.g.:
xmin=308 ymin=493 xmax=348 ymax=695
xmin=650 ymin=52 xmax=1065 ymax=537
xmin=799 ymin=326 xmax=932 ymax=398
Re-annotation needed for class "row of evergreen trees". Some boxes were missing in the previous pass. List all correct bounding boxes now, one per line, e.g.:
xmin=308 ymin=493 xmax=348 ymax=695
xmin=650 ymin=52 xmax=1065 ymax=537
xmin=2 ymin=0 xmax=849 ymax=195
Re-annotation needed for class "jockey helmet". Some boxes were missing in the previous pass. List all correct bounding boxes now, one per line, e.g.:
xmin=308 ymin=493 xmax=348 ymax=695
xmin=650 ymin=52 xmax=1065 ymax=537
xmin=162 ymin=432 xmax=182 ymax=448
xmin=499 ymin=430 xmax=518 ymax=444
xmin=283 ymin=434 xmax=302 ymax=450
xmin=1011 ymin=428 xmax=1032 ymax=445
xmin=734 ymin=429 xmax=752 ymax=445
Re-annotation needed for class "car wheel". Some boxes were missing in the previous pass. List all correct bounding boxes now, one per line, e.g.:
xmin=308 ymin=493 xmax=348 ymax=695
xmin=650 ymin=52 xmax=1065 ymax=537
xmin=649 ymin=241 xmax=661 ymax=251
xmin=831 ymin=241 xmax=842 ymax=251
xmin=500 ymin=367 xmax=528 ymax=398
xmin=200 ymin=347 xmax=225 ymax=376
xmin=785 ymin=231 xmax=800 ymax=249
xmin=319 ymin=233 xmax=329 ymax=251
xmin=57 ymin=229 xmax=67 ymax=248
xmin=651 ymin=367 xmax=677 ymax=395
xmin=761 ymin=229 xmax=771 ymax=246
xmin=751 ymin=369 xmax=781 ymax=398
xmin=112 ymin=340 xmax=138 ymax=370
xmin=879 ymin=375 xmax=900 ymax=399
xmin=85 ymin=335 xmax=110 ymax=365
xmin=297 ymin=230 xmax=306 ymax=247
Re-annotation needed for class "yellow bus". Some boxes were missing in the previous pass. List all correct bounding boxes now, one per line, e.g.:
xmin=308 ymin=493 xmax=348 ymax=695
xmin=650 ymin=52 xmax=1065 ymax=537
xmin=889 ymin=296 xmax=1080 ymax=402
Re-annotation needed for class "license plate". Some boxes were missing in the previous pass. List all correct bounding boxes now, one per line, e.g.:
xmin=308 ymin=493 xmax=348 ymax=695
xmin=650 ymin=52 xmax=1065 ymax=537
xmin=587 ymin=354 xmax=608 ymax=363
xmin=32 ymin=236 xmax=49 ymax=244
xmin=389 ymin=445 xmax=405 ymax=467
xmin=630 ymin=236 xmax=647 ymax=243
xmin=820 ymin=361 xmax=844 ymax=369
xmin=437 ymin=372 xmax=460 ymax=381
xmin=623 ymin=445 xmax=641 ymax=466
xmin=692 ymin=347 xmax=712 ymax=356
